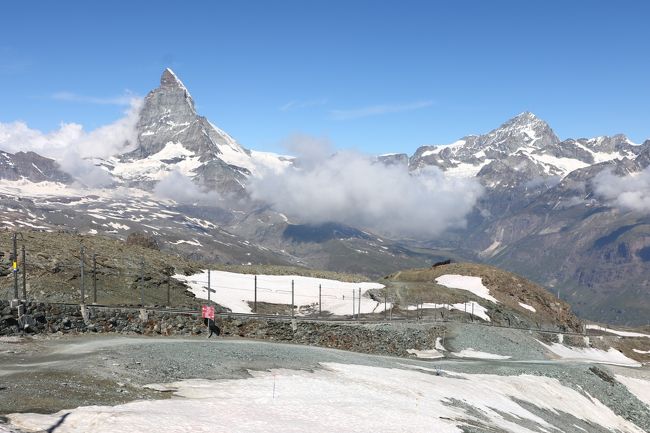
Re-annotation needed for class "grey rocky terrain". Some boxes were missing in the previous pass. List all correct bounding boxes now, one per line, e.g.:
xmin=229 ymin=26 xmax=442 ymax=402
xmin=1 ymin=329 xmax=648 ymax=433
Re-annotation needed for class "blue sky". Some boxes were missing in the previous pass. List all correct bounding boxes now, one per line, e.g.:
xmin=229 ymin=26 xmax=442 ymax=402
xmin=1 ymin=0 xmax=649 ymax=155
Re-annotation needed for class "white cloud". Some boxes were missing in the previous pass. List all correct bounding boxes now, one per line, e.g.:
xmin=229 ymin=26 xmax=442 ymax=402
xmin=594 ymin=167 xmax=650 ymax=213
xmin=331 ymin=100 xmax=433 ymax=120
xmin=248 ymin=135 xmax=483 ymax=238
xmin=0 ymin=99 xmax=142 ymax=185
xmin=154 ymin=170 xmax=220 ymax=205
xmin=0 ymin=99 xmax=142 ymax=159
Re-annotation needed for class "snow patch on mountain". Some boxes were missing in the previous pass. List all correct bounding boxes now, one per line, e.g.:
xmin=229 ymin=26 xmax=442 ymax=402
xmin=435 ymin=274 xmax=499 ymax=303
xmin=108 ymin=142 xmax=202 ymax=182
xmin=518 ymin=302 xmax=536 ymax=313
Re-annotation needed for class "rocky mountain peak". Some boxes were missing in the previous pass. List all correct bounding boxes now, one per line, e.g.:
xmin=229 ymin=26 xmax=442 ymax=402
xmin=485 ymin=112 xmax=558 ymax=152
xmin=113 ymin=69 xmax=256 ymax=195
xmin=161 ymin=68 xmax=187 ymax=90
xmin=505 ymin=111 xmax=538 ymax=125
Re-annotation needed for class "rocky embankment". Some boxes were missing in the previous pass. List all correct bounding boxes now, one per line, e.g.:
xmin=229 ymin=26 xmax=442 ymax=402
xmin=0 ymin=301 xmax=444 ymax=357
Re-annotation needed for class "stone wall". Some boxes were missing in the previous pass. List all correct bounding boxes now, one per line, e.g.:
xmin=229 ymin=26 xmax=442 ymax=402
xmin=0 ymin=301 xmax=444 ymax=357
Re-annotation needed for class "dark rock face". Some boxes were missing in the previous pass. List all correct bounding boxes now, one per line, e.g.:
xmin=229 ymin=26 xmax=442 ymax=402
xmin=282 ymin=223 xmax=372 ymax=244
xmin=0 ymin=151 xmax=73 ymax=183
xmin=126 ymin=232 xmax=160 ymax=250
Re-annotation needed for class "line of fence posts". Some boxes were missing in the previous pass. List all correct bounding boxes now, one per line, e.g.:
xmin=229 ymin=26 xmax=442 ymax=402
xmin=357 ymin=287 xmax=361 ymax=321
xmin=80 ymin=246 xmax=85 ymax=304
xmin=207 ymin=269 xmax=211 ymax=303
xmin=139 ymin=256 xmax=145 ymax=307
xmin=12 ymin=232 xmax=24 ymax=300
xmin=21 ymin=245 xmax=26 ymax=300
xmin=92 ymin=253 xmax=97 ymax=304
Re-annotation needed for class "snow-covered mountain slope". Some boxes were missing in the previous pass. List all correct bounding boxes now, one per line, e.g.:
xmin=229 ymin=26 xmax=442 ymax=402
xmin=410 ymin=112 xmax=646 ymax=187
xmin=105 ymin=68 xmax=291 ymax=194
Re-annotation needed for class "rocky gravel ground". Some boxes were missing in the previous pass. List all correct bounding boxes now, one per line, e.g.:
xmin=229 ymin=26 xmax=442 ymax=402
xmin=1 ymin=327 xmax=649 ymax=433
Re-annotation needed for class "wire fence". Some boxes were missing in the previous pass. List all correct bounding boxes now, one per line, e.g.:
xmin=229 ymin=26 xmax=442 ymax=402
xmin=2 ymin=241 xmax=480 ymax=323
xmin=2 ymin=237 xmax=177 ymax=307
xmin=2 ymin=236 xmax=597 ymax=335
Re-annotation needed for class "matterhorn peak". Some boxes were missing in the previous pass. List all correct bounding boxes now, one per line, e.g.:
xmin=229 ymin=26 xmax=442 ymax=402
xmin=161 ymin=68 xmax=187 ymax=89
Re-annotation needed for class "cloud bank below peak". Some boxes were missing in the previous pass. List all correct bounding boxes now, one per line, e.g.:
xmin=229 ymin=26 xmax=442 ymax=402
xmin=248 ymin=135 xmax=483 ymax=237
xmin=594 ymin=167 xmax=650 ymax=213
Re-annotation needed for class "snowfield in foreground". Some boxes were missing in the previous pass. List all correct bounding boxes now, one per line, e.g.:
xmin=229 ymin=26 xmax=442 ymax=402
xmin=174 ymin=270 xmax=388 ymax=315
xmin=9 ymin=362 xmax=646 ymax=433
xmin=452 ymin=348 xmax=512 ymax=360
xmin=616 ymin=375 xmax=650 ymax=407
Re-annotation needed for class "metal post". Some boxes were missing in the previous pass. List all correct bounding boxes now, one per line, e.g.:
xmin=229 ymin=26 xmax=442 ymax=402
xmin=167 ymin=277 xmax=171 ymax=306
xmin=92 ymin=253 xmax=97 ymax=304
xmin=318 ymin=284 xmax=322 ymax=316
xmin=471 ymin=302 xmax=474 ymax=322
xmin=21 ymin=245 xmax=26 ymax=300
xmin=352 ymin=289 xmax=355 ymax=317
xmin=254 ymin=275 xmax=257 ymax=313
xmin=291 ymin=279 xmax=295 ymax=318
xmin=207 ymin=270 xmax=211 ymax=302
xmin=358 ymin=287 xmax=361 ymax=320
xmin=80 ymin=246 xmax=85 ymax=304
xmin=12 ymin=233 xmax=18 ymax=300
xmin=140 ymin=257 xmax=145 ymax=307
